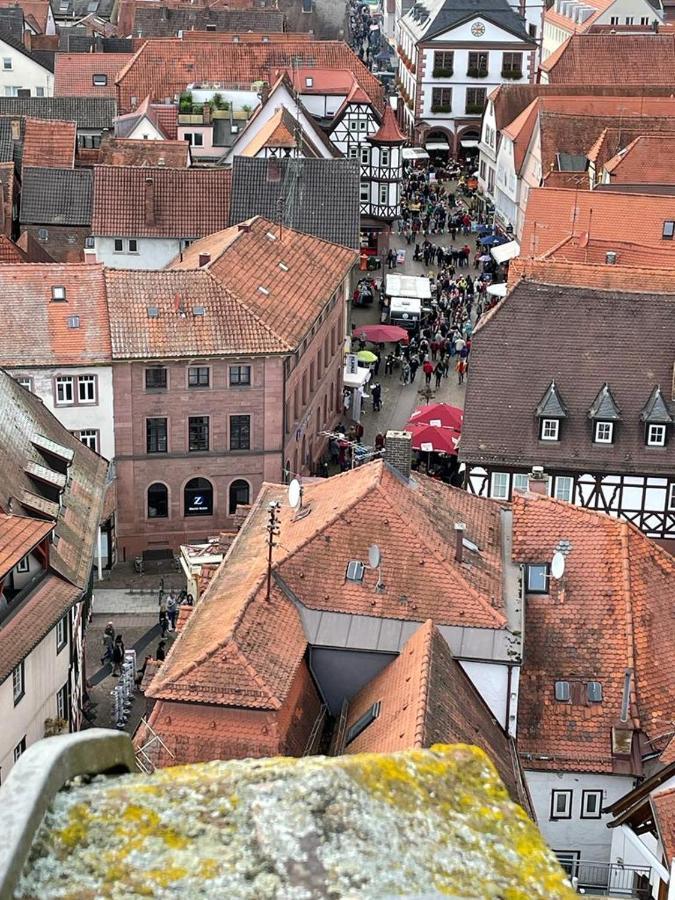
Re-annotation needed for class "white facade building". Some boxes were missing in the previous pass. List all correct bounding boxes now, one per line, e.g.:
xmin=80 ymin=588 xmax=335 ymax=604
xmin=0 ymin=36 xmax=53 ymax=98
xmin=94 ymin=235 xmax=190 ymax=271
xmin=396 ymin=0 xmax=536 ymax=154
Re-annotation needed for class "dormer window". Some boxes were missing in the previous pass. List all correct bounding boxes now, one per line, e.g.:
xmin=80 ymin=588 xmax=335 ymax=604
xmin=647 ymin=424 xmax=667 ymax=447
xmin=662 ymin=220 xmax=674 ymax=240
xmin=594 ymin=421 xmax=614 ymax=444
xmin=641 ymin=385 xmax=672 ymax=447
xmin=541 ymin=419 xmax=559 ymax=441
xmin=51 ymin=286 xmax=66 ymax=302
xmin=92 ymin=74 xmax=107 ymax=87
xmin=305 ymin=76 xmax=313 ymax=87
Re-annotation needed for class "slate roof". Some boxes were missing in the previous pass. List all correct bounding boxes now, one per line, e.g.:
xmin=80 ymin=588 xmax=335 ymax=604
xmin=461 ymin=279 xmax=675 ymax=474
xmin=535 ymin=380 xmax=567 ymax=419
xmin=405 ymin=0 xmax=532 ymax=42
xmin=131 ymin=6 xmax=285 ymax=36
xmin=640 ymin=386 xmax=672 ymax=425
xmin=0 ymin=96 xmax=116 ymax=129
xmin=229 ymin=156 xmax=360 ymax=250
xmin=343 ymin=619 xmax=529 ymax=811
xmin=588 ymin=383 xmax=621 ymax=421
xmin=542 ymin=33 xmax=675 ymax=83
xmin=0 ymin=6 xmax=25 ymax=42
xmin=55 ymin=0 xmax=115 ymax=20
xmin=54 ymin=52 xmax=132 ymax=97
xmin=22 ymin=117 xmax=76 ymax=169
xmin=0 ymin=263 xmax=110 ymax=365
xmin=0 ymin=117 xmax=22 ymax=165
xmin=20 ymin=167 xmax=92 ymax=225
xmin=172 ymin=216 xmax=357 ymax=349
xmin=0 ymin=0 xmax=50 ymax=33
xmin=514 ymin=492 xmax=675 ymax=773
xmin=92 ymin=165 xmax=231 ymax=237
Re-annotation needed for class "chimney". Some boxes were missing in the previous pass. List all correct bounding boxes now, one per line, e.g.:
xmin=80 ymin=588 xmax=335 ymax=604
xmin=202 ymin=103 xmax=212 ymax=125
xmin=605 ymin=251 xmax=617 ymax=265
xmin=454 ymin=522 xmax=466 ymax=563
xmin=238 ymin=222 xmax=251 ymax=233
xmin=528 ymin=466 xmax=549 ymax=495
xmin=144 ymin=177 xmax=156 ymax=227
xmin=385 ymin=430 xmax=412 ymax=480
xmin=198 ymin=252 xmax=211 ymax=267
xmin=23 ymin=28 xmax=31 ymax=51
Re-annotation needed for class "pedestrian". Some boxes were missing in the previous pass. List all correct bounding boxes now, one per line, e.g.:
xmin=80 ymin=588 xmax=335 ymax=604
xmin=371 ymin=382 xmax=382 ymax=411
xmin=112 ymin=634 xmax=125 ymax=677
xmin=384 ymin=353 xmax=394 ymax=376
xmin=158 ymin=593 xmax=167 ymax=624
xmin=409 ymin=355 xmax=419 ymax=382
xmin=101 ymin=621 xmax=115 ymax=665
xmin=400 ymin=360 xmax=410 ymax=384
xmin=156 ymin=641 xmax=166 ymax=662
xmin=456 ymin=358 xmax=466 ymax=385
xmin=167 ymin=593 xmax=178 ymax=631
xmin=387 ymin=248 xmax=396 ymax=269
xmin=434 ymin=362 xmax=443 ymax=388
xmin=422 ymin=359 xmax=434 ymax=385
xmin=159 ymin=609 xmax=169 ymax=638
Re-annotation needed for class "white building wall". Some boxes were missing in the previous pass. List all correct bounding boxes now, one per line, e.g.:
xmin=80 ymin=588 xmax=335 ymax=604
xmin=9 ymin=366 xmax=115 ymax=460
xmin=525 ymin=769 xmax=635 ymax=862
xmin=95 ymin=235 xmax=183 ymax=270
xmin=123 ymin=117 xmax=165 ymax=141
xmin=0 ymin=623 xmax=71 ymax=780
xmin=0 ymin=42 xmax=53 ymax=97
xmin=459 ymin=660 xmax=519 ymax=733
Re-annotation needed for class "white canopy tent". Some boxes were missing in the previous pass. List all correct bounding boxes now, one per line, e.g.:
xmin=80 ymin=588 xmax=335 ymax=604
xmin=491 ymin=240 xmax=520 ymax=264
xmin=486 ymin=282 xmax=508 ymax=298
xmin=460 ymin=140 xmax=479 ymax=149
xmin=402 ymin=147 xmax=429 ymax=161
xmin=425 ymin=140 xmax=450 ymax=150
xmin=385 ymin=274 xmax=432 ymax=299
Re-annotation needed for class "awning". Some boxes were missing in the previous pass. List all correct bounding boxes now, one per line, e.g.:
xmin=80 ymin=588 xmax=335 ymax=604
xmin=402 ymin=147 xmax=429 ymax=161
xmin=425 ymin=140 xmax=449 ymax=150
xmin=491 ymin=240 xmax=520 ymax=264
xmin=460 ymin=140 xmax=479 ymax=148
xmin=486 ymin=282 xmax=508 ymax=298
xmin=343 ymin=366 xmax=371 ymax=389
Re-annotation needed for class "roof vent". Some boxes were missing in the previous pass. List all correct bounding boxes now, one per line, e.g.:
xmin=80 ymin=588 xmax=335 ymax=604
xmin=147 ymin=306 xmax=159 ymax=318
xmin=587 ymin=681 xmax=603 ymax=703
xmin=51 ymin=286 xmax=66 ymax=302
xmin=258 ymin=286 xmax=270 ymax=295
xmin=192 ymin=306 xmax=205 ymax=316
xmin=67 ymin=315 xmax=80 ymax=329
xmin=346 ymin=560 xmax=365 ymax=582
xmin=278 ymin=262 xmax=289 ymax=271
xmin=554 ymin=680 xmax=570 ymax=702
xmin=265 ymin=231 xmax=277 ymax=241
xmin=605 ymin=251 xmax=617 ymax=265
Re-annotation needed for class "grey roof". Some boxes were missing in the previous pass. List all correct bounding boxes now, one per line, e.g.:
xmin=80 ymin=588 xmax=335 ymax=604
xmin=406 ymin=0 xmax=532 ymax=41
xmin=230 ymin=157 xmax=360 ymax=250
xmin=132 ymin=6 xmax=284 ymax=36
xmin=640 ymin=385 xmax=673 ymax=425
xmin=588 ymin=383 xmax=621 ymax=421
xmin=20 ymin=167 xmax=93 ymax=225
xmin=535 ymin=380 xmax=567 ymax=419
xmin=0 ymin=118 xmax=23 ymax=165
xmin=556 ymin=152 xmax=587 ymax=172
xmin=53 ymin=0 xmax=115 ymax=20
xmin=0 ymin=96 xmax=115 ymax=129
xmin=0 ymin=30 xmax=54 ymax=72
xmin=0 ymin=8 xmax=26 ymax=43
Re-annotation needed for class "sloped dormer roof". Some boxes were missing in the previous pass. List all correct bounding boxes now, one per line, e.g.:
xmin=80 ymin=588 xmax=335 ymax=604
xmin=640 ymin=385 xmax=673 ymax=424
xmin=588 ymin=382 xmax=621 ymax=420
xmin=535 ymin=379 xmax=567 ymax=418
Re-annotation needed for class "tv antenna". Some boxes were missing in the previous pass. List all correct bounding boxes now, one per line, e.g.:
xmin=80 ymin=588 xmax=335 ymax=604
xmin=265 ymin=500 xmax=280 ymax=601
xmin=367 ymin=543 xmax=385 ymax=592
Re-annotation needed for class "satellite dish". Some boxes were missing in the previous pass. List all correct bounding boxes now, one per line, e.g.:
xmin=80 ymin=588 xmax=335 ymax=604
xmin=551 ymin=551 xmax=566 ymax=580
xmin=368 ymin=544 xmax=381 ymax=569
xmin=288 ymin=478 xmax=301 ymax=510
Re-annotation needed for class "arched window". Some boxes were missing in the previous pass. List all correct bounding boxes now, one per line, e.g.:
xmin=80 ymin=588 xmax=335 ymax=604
xmin=184 ymin=477 xmax=213 ymax=517
xmin=147 ymin=482 xmax=168 ymax=518
xmin=229 ymin=479 xmax=250 ymax=515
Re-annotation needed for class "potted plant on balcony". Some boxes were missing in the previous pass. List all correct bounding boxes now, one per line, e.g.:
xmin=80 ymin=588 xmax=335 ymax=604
xmin=466 ymin=103 xmax=485 ymax=115
xmin=432 ymin=67 xmax=453 ymax=78
xmin=467 ymin=67 xmax=489 ymax=78
xmin=431 ymin=105 xmax=451 ymax=114
xmin=501 ymin=69 xmax=522 ymax=80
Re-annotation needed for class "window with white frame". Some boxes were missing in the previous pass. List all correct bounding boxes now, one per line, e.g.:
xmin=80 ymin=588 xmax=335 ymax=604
xmin=78 ymin=374 xmax=96 ymax=403
xmin=56 ymin=615 xmax=68 ymax=653
xmin=349 ymin=120 xmax=357 ymax=131
xmin=14 ymin=376 xmax=32 ymax=391
xmin=359 ymin=182 xmax=369 ymax=202
xmin=554 ymin=476 xmax=573 ymax=503
xmin=380 ymin=147 xmax=390 ymax=166
xmin=581 ymin=790 xmax=603 ymax=819
xmin=550 ymin=789 xmax=572 ymax=819
xmin=113 ymin=238 xmax=123 ymax=252
xmin=490 ymin=471 xmax=509 ymax=499
xmin=669 ymin=483 xmax=675 ymax=510
xmin=348 ymin=146 xmax=358 ymax=159
xmin=379 ymin=183 xmax=388 ymax=205
xmin=128 ymin=239 xmax=138 ymax=253
xmin=56 ymin=682 xmax=69 ymax=721
xmin=359 ymin=146 xmax=370 ymax=165
xmin=74 ymin=430 xmax=98 ymax=452
xmin=640 ymin=15 xmax=649 ymax=23
xmin=13 ymin=736 xmax=26 ymax=762
xmin=13 ymin=661 xmax=24 ymax=705
xmin=594 ymin=421 xmax=614 ymax=444
xmin=527 ymin=564 xmax=549 ymax=593
xmin=541 ymin=418 xmax=560 ymax=441
xmin=15 ymin=555 xmax=29 ymax=574
xmin=2 ymin=57 xmax=12 ymax=70
xmin=358 ymin=120 xmax=367 ymax=132
xmin=55 ymin=376 xmax=74 ymax=405
xmin=647 ymin=424 xmax=666 ymax=447
xmin=512 ymin=473 xmax=529 ymax=493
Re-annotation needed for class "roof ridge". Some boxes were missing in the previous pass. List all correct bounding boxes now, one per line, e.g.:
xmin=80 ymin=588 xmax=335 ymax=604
xmin=619 ymin=521 xmax=640 ymax=730
xmin=231 ymin=624 xmax=283 ymax=709
xmin=414 ymin=620 xmax=436 ymax=747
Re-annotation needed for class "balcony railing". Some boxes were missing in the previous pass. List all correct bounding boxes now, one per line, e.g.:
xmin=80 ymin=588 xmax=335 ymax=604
xmin=563 ymin=859 xmax=652 ymax=898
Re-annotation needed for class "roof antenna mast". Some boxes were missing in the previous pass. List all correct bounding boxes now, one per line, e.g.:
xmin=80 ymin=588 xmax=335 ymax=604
xmin=265 ymin=500 xmax=281 ymax=601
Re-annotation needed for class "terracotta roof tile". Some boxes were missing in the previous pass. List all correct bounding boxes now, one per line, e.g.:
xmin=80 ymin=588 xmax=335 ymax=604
xmin=369 ymin=104 xmax=405 ymax=144
xmin=171 ymin=216 xmax=357 ymax=348
xmin=0 ymin=264 xmax=110 ymax=366
xmin=0 ymin=235 xmax=28 ymax=262
xmin=105 ymin=267 xmax=288 ymax=359
xmin=22 ymin=117 xmax=76 ymax=169
xmin=0 ymin=512 xmax=53 ymax=577
xmin=92 ymin=165 xmax=231 ymax=238
xmin=653 ymin=786 xmax=675 ymax=862
xmin=514 ymin=493 xmax=675 ymax=773
xmin=98 ymin=136 xmax=190 ymax=167
xmin=115 ymin=40 xmax=384 ymax=114
xmin=603 ymin=134 xmax=675 ymax=184
xmin=344 ymin=620 xmax=529 ymax=810
xmin=54 ymin=52 xmax=132 ymax=97
xmin=532 ymin=236 xmax=675 ymax=269
xmin=542 ymin=34 xmax=675 ymax=83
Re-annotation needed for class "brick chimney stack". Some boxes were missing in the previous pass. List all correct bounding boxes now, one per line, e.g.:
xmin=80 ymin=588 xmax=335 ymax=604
xmin=144 ymin=176 xmax=156 ymax=227
xmin=385 ymin=430 xmax=412 ymax=480
xmin=528 ymin=466 xmax=549 ymax=495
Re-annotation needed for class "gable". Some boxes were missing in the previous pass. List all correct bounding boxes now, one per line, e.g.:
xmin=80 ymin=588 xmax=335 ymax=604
xmin=429 ymin=16 xmax=532 ymax=42
xmin=127 ymin=116 xmax=164 ymax=141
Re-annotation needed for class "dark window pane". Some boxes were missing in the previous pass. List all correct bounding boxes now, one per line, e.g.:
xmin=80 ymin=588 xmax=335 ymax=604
xmin=229 ymin=365 xmax=251 ymax=386
xmin=145 ymin=367 xmax=167 ymax=390
xmin=230 ymin=415 xmax=250 ymax=450
xmin=188 ymin=416 xmax=209 ymax=451
xmin=229 ymin=479 xmax=250 ymax=514
xmin=146 ymin=418 xmax=167 ymax=453
xmin=148 ymin=482 xmax=168 ymax=518
xmin=188 ymin=366 xmax=209 ymax=387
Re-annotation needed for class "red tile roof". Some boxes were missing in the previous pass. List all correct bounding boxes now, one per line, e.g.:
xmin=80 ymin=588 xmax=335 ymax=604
xmin=115 ymin=40 xmax=385 ymax=114
xmin=603 ymin=134 xmax=675 ymax=184
xmin=54 ymin=52 xmax=133 ymax=98
xmin=344 ymin=619 xmax=529 ymax=810
xmin=514 ymin=492 xmax=675 ymax=773
xmin=91 ymin=165 xmax=231 ymax=237
xmin=370 ymin=104 xmax=405 ymax=144
xmin=534 ymin=235 xmax=675 ymax=269
xmin=653 ymin=787 xmax=675 ymax=863
xmin=520 ymin=187 xmax=675 ymax=259
xmin=0 ymin=235 xmax=29 ymax=263
xmin=0 ymin=512 xmax=53 ymax=577
xmin=105 ymin=267 xmax=289 ymax=358
xmin=98 ymin=136 xmax=190 ymax=167
xmin=541 ymin=34 xmax=675 ymax=83
xmin=0 ymin=263 xmax=111 ymax=366
xmin=172 ymin=216 xmax=357 ymax=349
xmin=22 ymin=117 xmax=76 ymax=169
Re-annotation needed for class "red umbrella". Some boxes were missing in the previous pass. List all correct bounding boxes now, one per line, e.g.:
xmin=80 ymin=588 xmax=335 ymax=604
xmin=351 ymin=324 xmax=409 ymax=344
xmin=408 ymin=402 xmax=463 ymax=431
xmin=405 ymin=422 xmax=461 ymax=455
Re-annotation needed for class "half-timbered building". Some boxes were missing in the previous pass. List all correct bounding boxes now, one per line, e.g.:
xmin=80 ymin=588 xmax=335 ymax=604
xmin=460 ymin=272 xmax=675 ymax=549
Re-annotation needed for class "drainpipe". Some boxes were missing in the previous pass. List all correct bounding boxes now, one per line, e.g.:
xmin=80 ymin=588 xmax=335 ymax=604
xmin=97 ymin=525 xmax=103 ymax=581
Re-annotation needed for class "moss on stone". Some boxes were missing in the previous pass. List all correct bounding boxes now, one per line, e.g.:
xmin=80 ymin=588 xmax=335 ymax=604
xmin=16 ymin=745 xmax=574 ymax=900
